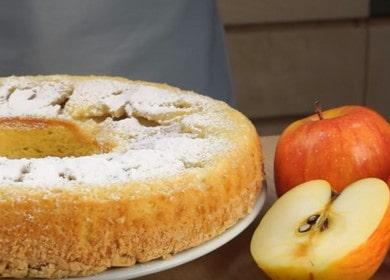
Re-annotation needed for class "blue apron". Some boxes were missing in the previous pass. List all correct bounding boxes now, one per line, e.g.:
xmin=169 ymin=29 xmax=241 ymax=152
xmin=0 ymin=0 xmax=233 ymax=103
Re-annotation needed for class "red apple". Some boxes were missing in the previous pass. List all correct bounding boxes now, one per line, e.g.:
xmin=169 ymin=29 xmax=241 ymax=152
xmin=275 ymin=105 xmax=390 ymax=196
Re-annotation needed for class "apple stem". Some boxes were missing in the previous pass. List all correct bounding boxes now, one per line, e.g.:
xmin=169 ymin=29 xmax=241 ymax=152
xmin=331 ymin=190 xmax=339 ymax=201
xmin=314 ymin=101 xmax=324 ymax=120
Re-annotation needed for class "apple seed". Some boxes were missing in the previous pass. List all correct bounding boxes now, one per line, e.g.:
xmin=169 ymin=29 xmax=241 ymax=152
xmin=298 ymin=223 xmax=312 ymax=233
xmin=307 ymin=214 xmax=320 ymax=225
xmin=320 ymin=218 xmax=329 ymax=232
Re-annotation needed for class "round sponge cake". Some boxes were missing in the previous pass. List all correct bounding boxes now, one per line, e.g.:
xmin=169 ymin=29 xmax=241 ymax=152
xmin=0 ymin=75 xmax=263 ymax=278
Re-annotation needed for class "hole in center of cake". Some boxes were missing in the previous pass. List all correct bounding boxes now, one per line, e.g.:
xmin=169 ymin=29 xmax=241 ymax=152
xmin=0 ymin=117 xmax=111 ymax=159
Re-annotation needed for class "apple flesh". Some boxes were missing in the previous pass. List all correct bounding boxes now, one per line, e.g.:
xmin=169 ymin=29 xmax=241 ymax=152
xmin=251 ymin=178 xmax=390 ymax=280
xmin=275 ymin=105 xmax=390 ymax=196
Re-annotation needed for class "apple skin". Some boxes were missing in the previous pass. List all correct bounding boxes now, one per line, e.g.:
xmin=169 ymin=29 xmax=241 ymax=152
xmin=275 ymin=105 xmax=390 ymax=196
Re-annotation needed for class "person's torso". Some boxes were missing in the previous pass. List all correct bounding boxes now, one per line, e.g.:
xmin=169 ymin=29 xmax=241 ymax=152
xmin=0 ymin=0 xmax=233 ymax=103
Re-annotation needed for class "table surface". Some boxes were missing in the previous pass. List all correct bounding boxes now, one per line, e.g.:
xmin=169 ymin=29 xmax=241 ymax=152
xmin=140 ymin=136 xmax=390 ymax=280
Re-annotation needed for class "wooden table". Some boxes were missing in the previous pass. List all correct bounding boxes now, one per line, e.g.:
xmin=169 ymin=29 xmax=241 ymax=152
xmin=140 ymin=136 xmax=390 ymax=280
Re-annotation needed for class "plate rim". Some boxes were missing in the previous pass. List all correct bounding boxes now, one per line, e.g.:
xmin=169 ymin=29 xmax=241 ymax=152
xmin=69 ymin=185 xmax=267 ymax=280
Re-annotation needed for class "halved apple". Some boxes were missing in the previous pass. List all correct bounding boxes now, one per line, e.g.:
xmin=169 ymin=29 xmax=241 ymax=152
xmin=251 ymin=178 xmax=390 ymax=280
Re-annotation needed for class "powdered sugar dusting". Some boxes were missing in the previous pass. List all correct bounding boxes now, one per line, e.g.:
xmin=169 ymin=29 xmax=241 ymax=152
xmin=0 ymin=77 xmax=72 ymax=117
xmin=0 ymin=76 xmax=234 ymax=188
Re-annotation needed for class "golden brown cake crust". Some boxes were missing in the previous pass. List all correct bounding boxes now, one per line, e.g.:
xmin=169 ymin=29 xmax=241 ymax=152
xmin=0 ymin=75 xmax=263 ymax=278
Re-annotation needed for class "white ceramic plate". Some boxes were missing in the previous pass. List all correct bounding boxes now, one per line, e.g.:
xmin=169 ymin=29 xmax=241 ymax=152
xmin=69 ymin=186 xmax=267 ymax=280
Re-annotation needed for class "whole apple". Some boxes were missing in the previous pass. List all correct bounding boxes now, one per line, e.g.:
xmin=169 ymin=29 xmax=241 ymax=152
xmin=275 ymin=105 xmax=390 ymax=196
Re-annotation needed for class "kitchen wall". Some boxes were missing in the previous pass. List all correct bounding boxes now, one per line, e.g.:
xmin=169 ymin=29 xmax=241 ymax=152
xmin=217 ymin=0 xmax=390 ymax=135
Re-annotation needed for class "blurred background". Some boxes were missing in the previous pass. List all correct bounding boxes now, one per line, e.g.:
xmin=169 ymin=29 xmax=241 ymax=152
xmin=217 ymin=0 xmax=390 ymax=135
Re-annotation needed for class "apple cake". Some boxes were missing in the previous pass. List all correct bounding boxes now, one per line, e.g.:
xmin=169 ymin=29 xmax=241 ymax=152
xmin=0 ymin=75 xmax=263 ymax=278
